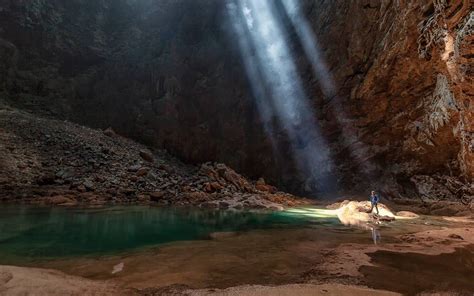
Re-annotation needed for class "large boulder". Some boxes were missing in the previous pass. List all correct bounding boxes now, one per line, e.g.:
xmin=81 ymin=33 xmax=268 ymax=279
xmin=336 ymin=201 xmax=396 ymax=226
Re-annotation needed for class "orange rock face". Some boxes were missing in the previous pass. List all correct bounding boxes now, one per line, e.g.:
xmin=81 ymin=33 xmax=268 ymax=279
xmin=306 ymin=0 xmax=473 ymax=198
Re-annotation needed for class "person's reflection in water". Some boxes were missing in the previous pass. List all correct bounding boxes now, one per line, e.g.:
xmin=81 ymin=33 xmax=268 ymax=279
xmin=371 ymin=227 xmax=381 ymax=245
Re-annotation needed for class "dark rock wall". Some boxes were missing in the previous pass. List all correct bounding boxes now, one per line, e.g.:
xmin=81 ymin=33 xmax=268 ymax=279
xmin=0 ymin=0 xmax=279 ymax=185
xmin=0 ymin=0 xmax=472 ymax=198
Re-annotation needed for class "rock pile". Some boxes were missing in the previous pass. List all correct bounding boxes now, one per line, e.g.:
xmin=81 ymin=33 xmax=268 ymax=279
xmin=0 ymin=108 xmax=303 ymax=209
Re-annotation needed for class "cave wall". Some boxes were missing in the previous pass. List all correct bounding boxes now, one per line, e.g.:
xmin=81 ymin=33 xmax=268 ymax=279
xmin=0 ymin=0 xmax=472 ymax=198
xmin=0 ymin=0 xmax=266 ymax=168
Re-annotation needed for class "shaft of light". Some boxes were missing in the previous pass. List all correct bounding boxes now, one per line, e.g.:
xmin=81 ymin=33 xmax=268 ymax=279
xmin=227 ymin=0 xmax=336 ymax=192
xmin=281 ymin=0 xmax=374 ymax=177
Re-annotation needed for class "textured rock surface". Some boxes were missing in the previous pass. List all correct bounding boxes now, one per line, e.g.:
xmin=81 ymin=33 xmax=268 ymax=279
xmin=0 ymin=107 xmax=303 ymax=208
xmin=0 ymin=0 xmax=472 ymax=198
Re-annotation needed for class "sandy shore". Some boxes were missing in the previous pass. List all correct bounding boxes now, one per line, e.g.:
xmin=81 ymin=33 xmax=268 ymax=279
xmin=0 ymin=265 xmax=123 ymax=296
xmin=0 ymin=266 xmax=400 ymax=296
xmin=188 ymin=283 xmax=400 ymax=296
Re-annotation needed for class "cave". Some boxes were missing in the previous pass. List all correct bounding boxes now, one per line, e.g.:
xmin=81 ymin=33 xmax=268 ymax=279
xmin=0 ymin=0 xmax=473 ymax=295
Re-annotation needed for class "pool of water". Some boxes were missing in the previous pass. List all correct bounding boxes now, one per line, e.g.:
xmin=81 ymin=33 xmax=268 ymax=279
xmin=1 ymin=205 xmax=471 ymax=294
xmin=0 ymin=205 xmax=345 ymax=261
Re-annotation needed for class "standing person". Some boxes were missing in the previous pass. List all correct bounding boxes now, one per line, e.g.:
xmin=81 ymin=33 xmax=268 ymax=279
xmin=367 ymin=190 xmax=380 ymax=215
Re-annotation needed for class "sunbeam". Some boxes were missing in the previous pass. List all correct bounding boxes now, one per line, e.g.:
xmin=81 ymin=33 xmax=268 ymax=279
xmin=280 ymin=0 xmax=336 ymax=98
xmin=227 ymin=0 xmax=336 ymax=193
xmin=280 ymin=0 xmax=374 ymax=178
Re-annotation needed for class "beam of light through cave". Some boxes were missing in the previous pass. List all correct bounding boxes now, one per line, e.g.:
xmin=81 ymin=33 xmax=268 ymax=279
xmin=226 ymin=0 xmax=336 ymax=193
xmin=226 ymin=1 xmax=277 ymax=143
xmin=280 ymin=0 xmax=374 ymax=177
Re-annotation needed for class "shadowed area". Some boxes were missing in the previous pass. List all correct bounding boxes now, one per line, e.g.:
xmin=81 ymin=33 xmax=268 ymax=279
xmin=361 ymin=245 xmax=474 ymax=295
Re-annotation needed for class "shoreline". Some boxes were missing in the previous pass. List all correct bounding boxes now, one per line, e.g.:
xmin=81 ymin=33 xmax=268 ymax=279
xmin=1 ymin=198 xmax=472 ymax=221
xmin=0 ymin=265 xmax=402 ymax=296
xmin=1 ymin=207 xmax=473 ymax=295
xmin=1 ymin=228 xmax=473 ymax=295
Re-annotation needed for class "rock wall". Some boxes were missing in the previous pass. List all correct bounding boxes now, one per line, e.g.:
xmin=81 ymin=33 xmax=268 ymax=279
xmin=0 ymin=0 xmax=472 ymax=199
xmin=0 ymin=0 xmax=275 ymax=183
xmin=327 ymin=0 xmax=473 ymax=199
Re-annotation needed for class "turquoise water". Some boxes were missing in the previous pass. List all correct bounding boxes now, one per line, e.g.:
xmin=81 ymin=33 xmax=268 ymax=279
xmin=0 ymin=205 xmax=340 ymax=260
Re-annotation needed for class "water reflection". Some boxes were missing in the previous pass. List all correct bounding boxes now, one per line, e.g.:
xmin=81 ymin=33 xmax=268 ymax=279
xmin=0 ymin=205 xmax=434 ymax=261
xmin=0 ymin=205 xmax=337 ymax=259
xmin=371 ymin=227 xmax=381 ymax=245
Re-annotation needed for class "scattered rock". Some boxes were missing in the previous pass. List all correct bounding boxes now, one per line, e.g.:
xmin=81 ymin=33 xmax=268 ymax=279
xmin=429 ymin=201 xmax=469 ymax=216
xmin=256 ymin=183 xmax=277 ymax=193
xmin=448 ymin=234 xmax=464 ymax=240
xmin=210 ymin=182 xmax=223 ymax=191
xmin=139 ymin=150 xmax=154 ymax=162
xmin=103 ymin=127 xmax=116 ymax=137
xmin=137 ymin=194 xmax=150 ymax=202
xmin=128 ymin=164 xmax=141 ymax=172
xmin=83 ymin=179 xmax=95 ymax=191
xmin=149 ymin=191 xmax=164 ymax=201
xmin=136 ymin=167 xmax=150 ymax=177
xmin=396 ymin=211 xmax=419 ymax=218
xmin=43 ymin=195 xmax=75 ymax=205
xmin=77 ymin=185 xmax=87 ymax=193
xmin=377 ymin=215 xmax=396 ymax=222
xmin=56 ymin=168 xmax=75 ymax=180
xmin=36 ymin=174 xmax=55 ymax=185
xmin=218 ymin=201 xmax=230 ymax=209
xmin=0 ymin=109 xmax=302 ymax=209
xmin=111 ymin=262 xmax=124 ymax=274
xmin=204 ymin=182 xmax=213 ymax=193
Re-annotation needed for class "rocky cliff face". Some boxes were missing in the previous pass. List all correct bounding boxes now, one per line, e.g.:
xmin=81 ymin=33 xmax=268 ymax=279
xmin=323 ymin=0 xmax=473 ymax=200
xmin=0 ymin=0 xmax=472 ymax=200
